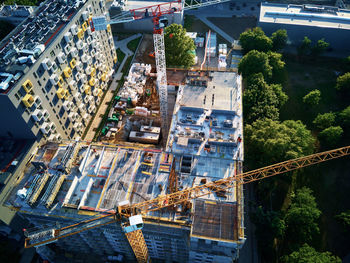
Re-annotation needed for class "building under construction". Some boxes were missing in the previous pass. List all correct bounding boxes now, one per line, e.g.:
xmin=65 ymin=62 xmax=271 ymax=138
xmin=4 ymin=70 xmax=245 ymax=262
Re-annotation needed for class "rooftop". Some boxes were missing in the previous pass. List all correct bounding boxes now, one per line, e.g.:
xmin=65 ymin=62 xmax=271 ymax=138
xmin=0 ymin=0 xmax=84 ymax=94
xmin=166 ymin=71 xmax=243 ymax=161
xmin=259 ymin=3 xmax=350 ymax=30
xmin=6 ymin=139 xmax=240 ymax=241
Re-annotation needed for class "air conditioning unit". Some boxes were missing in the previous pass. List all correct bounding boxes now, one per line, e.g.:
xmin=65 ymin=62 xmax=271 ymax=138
xmin=68 ymin=112 xmax=77 ymax=121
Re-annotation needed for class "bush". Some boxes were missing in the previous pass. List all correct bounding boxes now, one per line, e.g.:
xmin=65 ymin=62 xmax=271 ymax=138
xmin=239 ymin=27 xmax=273 ymax=53
xmin=339 ymin=106 xmax=350 ymax=127
xmin=271 ymin=29 xmax=288 ymax=51
xmin=303 ymin=89 xmax=321 ymax=106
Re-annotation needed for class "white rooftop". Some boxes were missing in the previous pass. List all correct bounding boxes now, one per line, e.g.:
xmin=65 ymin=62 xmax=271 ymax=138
xmin=259 ymin=3 xmax=350 ymax=30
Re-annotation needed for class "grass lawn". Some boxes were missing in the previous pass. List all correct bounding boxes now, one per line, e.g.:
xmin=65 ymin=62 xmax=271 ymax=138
xmin=116 ymin=48 xmax=125 ymax=69
xmin=279 ymin=53 xmax=350 ymax=259
xmin=127 ymin=37 xmax=142 ymax=53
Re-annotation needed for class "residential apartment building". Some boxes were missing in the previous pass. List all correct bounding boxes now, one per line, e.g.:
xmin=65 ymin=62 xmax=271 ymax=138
xmin=0 ymin=0 xmax=117 ymax=141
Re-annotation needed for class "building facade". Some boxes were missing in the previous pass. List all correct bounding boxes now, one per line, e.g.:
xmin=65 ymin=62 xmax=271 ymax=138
xmin=0 ymin=0 xmax=117 ymax=140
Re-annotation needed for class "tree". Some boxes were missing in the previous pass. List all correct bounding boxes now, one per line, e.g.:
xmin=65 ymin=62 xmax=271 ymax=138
xmin=282 ymin=244 xmax=341 ymax=263
xmin=318 ymin=126 xmax=343 ymax=147
xmin=311 ymin=38 xmax=330 ymax=56
xmin=297 ymin=36 xmax=312 ymax=56
xmin=339 ymin=106 xmax=350 ymax=127
xmin=267 ymin=51 xmax=286 ymax=83
xmin=245 ymin=119 xmax=315 ymax=167
xmin=244 ymin=73 xmax=287 ymax=123
xmin=335 ymin=210 xmax=350 ymax=228
xmin=271 ymin=29 xmax=288 ymax=51
xmin=303 ymin=89 xmax=321 ymax=106
xmin=251 ymin=206 xmax=285 ymax=260
xmin=239 ymin=27 xmax=273 ymax=53
xmin=312 ymin=112 xmax=336 ymax=129
xmin=285 ymin=187 xmax=321 ymax=245
xmin=238 ymin=50 xmax=272 ymax=79
xmin=164 ymin=24 xmax=195 ymax=68
xmin=335 ymin=72 xmax=350 ymax=91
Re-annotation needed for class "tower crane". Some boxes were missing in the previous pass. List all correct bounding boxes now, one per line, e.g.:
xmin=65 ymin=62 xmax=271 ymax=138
xmin=24 ymin=145 xmax=350 ymax=263
xmin=90 ymin=0 xmax=232 ymax=139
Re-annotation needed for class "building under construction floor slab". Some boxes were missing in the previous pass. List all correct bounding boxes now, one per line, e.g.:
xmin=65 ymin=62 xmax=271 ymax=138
xmin=5 ymin=70 xmax=245 ymax=263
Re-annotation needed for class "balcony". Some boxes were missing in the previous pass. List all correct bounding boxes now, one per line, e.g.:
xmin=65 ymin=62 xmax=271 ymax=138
xmin=85 ymin=85 xmax=91 ymax=95
xmin=81 ymin=54 xmax=88 ymax=63
xmin=68 ymin=112 xmax=77 ymax=122
xmin=69 ymin=58 xmax=76 ymax=69
xmin=69 ymin=79 xmax=77 ymax=90
xmin=71 ymin=25 xmax=78 ymax=35
xmin=22 ymin=79 xmax=33 ymax=93
xmin=82 ymin=22 xmax=88 ymax=32
xmin=57 ymin=52 xmax=66 ymax=64
xmin=85 ymin=66 xmax=92 ymax=75
xmin=22 ymin=94 xmax=34 ymax=108
xmin=64 ymin=44 xmax=71 ymax=55
xmin=34 ymin=96 xmax=42 ymax=107
xmin=90 ymin=67 xmax=96 ymax=77
xmin=40 ymin=123 xmax=50 ymax=134
xmin=107 ymin=24 xmax=111 ymax=33
xmin=76 ymin=61 xmax=83 ymax=71
xmin=57 ymin=88 xmax=68 ymax=99
xmin=89 ymin=77 xmax=95 ymax=86
xmin=42 ymin=58 xmax=53 ymax=71
xmin=64 ymin=32 xmax=73 ymax=43
xmin=71 ymin=48 xmax=78 ymax=58
xmin=77 ymin=28 xmax=84 ymax=39
xmin=32 ymin=109 xmax=43 ymax=122
xmin=76 ymin=40 xmax=84 ymax=50
xmin=86 ymin=36 xmax=92 ymax=45
xmin=63 ymin=67 xmax=72 ymax=78
xmin=50 ymin=122 xmax=56 ymax=133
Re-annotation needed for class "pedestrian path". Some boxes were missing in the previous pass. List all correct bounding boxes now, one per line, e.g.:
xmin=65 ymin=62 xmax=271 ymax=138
xmin=84 ymin=34 xmax=141 ymax=141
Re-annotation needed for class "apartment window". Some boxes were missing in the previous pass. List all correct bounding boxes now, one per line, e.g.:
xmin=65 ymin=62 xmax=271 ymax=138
xmin=64 ymin=119 xmax=70 ymax=129
xmin=50 ymin=50 xmax=55 ymax=57
xmin=52 ymin=108 xmax=56 ymax=114
xmin=14 ymin=93 xmax=20 ymax=100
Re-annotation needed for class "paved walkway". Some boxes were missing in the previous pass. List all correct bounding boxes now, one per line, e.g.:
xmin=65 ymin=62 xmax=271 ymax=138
xmin=84 ymin=34 xmax=141 ymax=141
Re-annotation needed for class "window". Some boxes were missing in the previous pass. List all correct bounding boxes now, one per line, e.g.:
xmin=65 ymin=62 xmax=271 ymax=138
xmin=37 ymin=80 xmax=42 ymax=86
xmin=64 ymin=119 xmax=70 ymax=129
xmin=50 ymin=50 xmax=55 ymax=57
xmin=15 ymin=93 xmax=20 ymax=100
xmin=33 ymin=72 xmax=38 ymax=79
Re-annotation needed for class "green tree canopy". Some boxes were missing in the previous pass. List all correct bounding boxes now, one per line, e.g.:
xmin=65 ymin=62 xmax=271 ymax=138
xmin=311 ymin=38 xmax=330 ymax=56
xmin=164 ymin=24 xmax=195 ymax=68
xmin=285 ymin=187 xmax=321 ymax=245
xmin=244 ymin=73 xmax=287 ymax=123
xmin=297 ymin=36 xmax=312 ymax=56
xmin=312 ymin=112 xmax=336 ymax=130
xmin=245 ymin=119 xmax=315 ymax=166
xmin=335 ymin=210 xmax=350 ymax=228
xmin=239 ymin=27 xmax=273 ymax=53
xmin=318 ymin=126 xmax=343 ymax=147
xmin=335 ymin=72 xmax=350 ymax=91
xmin=282 ymin=244 xmax=341 ymax=263
xmin=238 ymin=50 xmax=272 ymax=79
xmin=271 ymin=29 xmax=288 ymax=51
xmin=267 ymin=51 xmax=286 ymax=83
xmin=303 ymin=89 xmax=321 ymax=106
xmin=339 ymin=105 xmax=350 ymax=127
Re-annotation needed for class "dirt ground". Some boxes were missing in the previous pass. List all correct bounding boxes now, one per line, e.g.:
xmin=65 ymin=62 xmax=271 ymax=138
xmin=207 ymin=17 xmax=258 ymax=40
xmin=135 ymin=34 xmax=156 ymax=65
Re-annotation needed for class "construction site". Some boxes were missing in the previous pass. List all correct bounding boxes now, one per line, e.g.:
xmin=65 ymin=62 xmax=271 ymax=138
xmin=5 ymin=63 xmax=245 ymax=262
